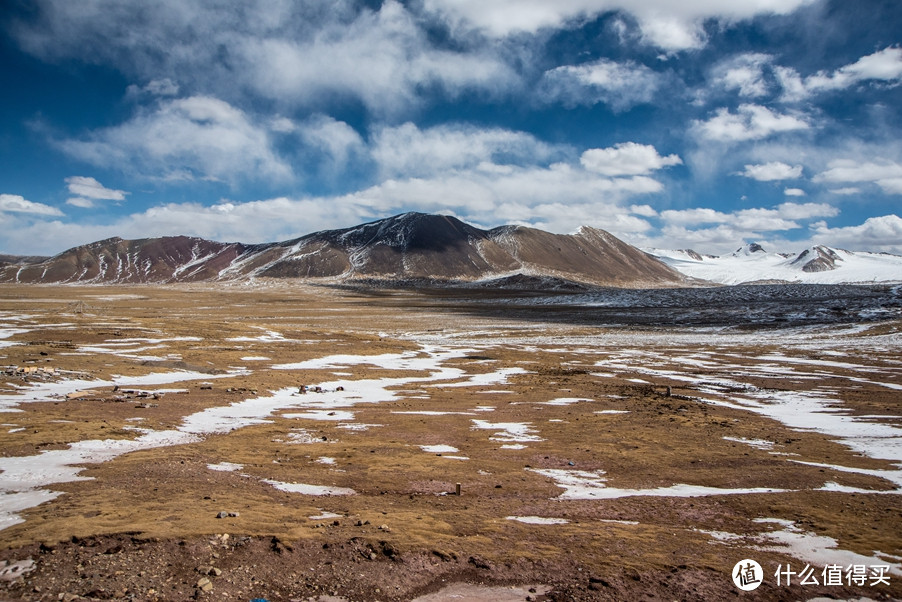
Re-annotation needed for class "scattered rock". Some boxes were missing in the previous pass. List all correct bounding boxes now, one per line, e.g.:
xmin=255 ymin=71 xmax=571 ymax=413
xmin=196 ymin=577 xmax=213 ymax=592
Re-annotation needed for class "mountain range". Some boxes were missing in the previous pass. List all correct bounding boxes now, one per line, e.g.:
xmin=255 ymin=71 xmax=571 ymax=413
xmin=0 ymin=213 xmax=682 ymax=287
xmin=645 ymin=243 xmax=902 ymax=285
xmin=2 ymin=213 xmax=899 ymax=287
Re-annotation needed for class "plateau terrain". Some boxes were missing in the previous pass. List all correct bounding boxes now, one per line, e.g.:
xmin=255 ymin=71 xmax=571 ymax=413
xmin=0 ymin=280 xmax=900 ymax=601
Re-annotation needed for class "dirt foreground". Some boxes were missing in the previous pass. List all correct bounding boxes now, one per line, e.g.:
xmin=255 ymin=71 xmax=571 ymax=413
xmin=0 ymin=282 xmax=900 ymax=601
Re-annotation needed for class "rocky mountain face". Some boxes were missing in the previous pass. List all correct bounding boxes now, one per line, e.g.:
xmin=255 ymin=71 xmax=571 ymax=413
xmin=0 ymin=213 xmax=684 ymax=287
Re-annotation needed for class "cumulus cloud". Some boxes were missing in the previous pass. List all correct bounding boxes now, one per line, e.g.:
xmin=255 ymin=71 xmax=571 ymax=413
xmin=810 ymin=214 xmax=902 ymax=253
xmin=422 ymin=0 xmax=813 ymax=50
xmin=580 ymin=142 xmax=682 ymax=176
xmin=692 ymin=104 xmax=810 ymax=142
xmin=537 ymin=59 xmax=662 ymax=111
xmin=65 ymin=176 xmax=128 ymax=208
xmin=56 ymin=96 xmax=292 ymax=184
xmin=660 ymin=202 xmax=837 ymax=231
xmin=0 ymin=193 xmax=63 ymax=216
xmin=371 ymin=122 xmax=562 ymax=180
xmin=813 ymin=159 xmax=902 ymax=194
xmin=739 ymin=161 xmax=803 ymax=181
xmin=783 ymin=188 xmax=806 ymax=197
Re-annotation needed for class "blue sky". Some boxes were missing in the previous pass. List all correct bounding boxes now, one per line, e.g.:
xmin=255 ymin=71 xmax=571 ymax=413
xmin=2 ymin=0 xmax=902 ymax=256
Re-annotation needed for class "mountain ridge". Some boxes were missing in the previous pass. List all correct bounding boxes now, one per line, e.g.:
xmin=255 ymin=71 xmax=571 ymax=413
xmin=0 ymin=213 xmax=684 ymax=287
xmin=647 ymin=242 xmax=902 ymax=285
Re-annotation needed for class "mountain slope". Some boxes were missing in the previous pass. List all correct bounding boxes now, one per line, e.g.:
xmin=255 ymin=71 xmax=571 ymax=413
xmin=646 ymin=243 xmax=902 ymax=285
xmin=0 ymin=213 xmax=685 ymax=287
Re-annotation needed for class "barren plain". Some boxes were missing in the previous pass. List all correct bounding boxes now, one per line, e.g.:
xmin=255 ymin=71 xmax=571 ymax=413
xmin=0 ymin=282 xmax=900 ymax=601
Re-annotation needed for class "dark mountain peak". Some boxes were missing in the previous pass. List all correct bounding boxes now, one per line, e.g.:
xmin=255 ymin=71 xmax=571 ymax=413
xmin=331 ymin=212 xmax=487 ymax=252
xmin=734 ymin=242 xmax=766 ymax=256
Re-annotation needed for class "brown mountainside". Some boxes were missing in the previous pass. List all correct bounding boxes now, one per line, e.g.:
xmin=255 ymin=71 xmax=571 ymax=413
xmin=0 ymin=213 xmax=684 ymax=287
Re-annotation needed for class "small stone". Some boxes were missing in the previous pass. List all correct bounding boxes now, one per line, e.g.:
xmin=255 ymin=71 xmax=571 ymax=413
xmin=196 ymin=577 xmax=213 ymax=592
xmin=378 ymin=524 xmax=390 ymax=531
xmin=216 ymin=511 xmax=228 ymax=519
xmin=369 ymin=553 xmax=377 ymax=560
xmin=211 ymin=567 xmax=222 ymax=577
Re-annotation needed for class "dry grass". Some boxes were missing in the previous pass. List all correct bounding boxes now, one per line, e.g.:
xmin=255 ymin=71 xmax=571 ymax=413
xmin=0 ymin=282 xmax=900 ymax=601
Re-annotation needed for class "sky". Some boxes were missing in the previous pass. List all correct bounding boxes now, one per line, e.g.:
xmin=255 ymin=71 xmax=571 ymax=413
xmin=1 ymin=0 xmax=902 ymax=257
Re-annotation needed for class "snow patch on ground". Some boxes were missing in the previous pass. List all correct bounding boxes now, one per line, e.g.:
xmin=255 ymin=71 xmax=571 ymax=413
xmin=506 ymin=516 xmax=569 ymax=525
xmin=207 ymin=462 xmax=244 ymax=472
xmin=262 ymin=480 xmax=355 ymax=496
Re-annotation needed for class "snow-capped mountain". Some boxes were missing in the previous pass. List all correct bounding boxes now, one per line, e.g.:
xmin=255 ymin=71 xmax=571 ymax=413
xmin=646 ymin=243 xmax=902 ymax=285
xmin=0 ymin=213 xmax=684 ymax=287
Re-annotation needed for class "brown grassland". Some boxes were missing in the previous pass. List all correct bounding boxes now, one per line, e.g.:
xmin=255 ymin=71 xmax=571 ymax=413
xmin=0 ymin=283 xmax=900 ymax=601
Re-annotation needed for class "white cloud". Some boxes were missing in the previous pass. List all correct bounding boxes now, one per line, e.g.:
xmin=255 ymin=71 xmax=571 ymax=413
xmin=538 ymin=59 xmax=662 ymax=110
xmin=810 ymin=214 xmax=902 ymax=253
xmin=712 ymin=53 xmax=773 ymax=97
xmin=580 ymin=142 xmax=681 ymax=176
xmin=64 ymin=176 xmax=128 ymax=209
xmin=805 ymin=46 xmax=902 ymax=93
xmin=235 ymin=1 xmax=516 ymax=115
xmin=422 ymin=0 xmax=813 ymax=50
xmin=660 ymin=202 xmax=836 ymax=231
xmin=783 ymin=188 xmax=806 ymax=197
xmin=739 ymin=161 xmax=803 ymax=181
xmin=773 ymin=47 xmax=902 ymax=102
xmin=15 ymin=0 xmax=516 ymax=115
xmin=56 ymin=96 xmax=292 ymax=183
xmin=126 ymin=78 xmax=180 ymax=98
xmin=813 ymin=159 xmax=902 ymax=194
xmin=630 ymin=204 xmax=658 ymax=217
xmin=692 ymin=104 xmax=810 ymax=142
xmin=296 ymin=115 xmax=367 ymax=175
xmin=828 ymin=187 xmax=861 ymax=195
xmin=0 ymin=194 xmax=63 ymax=216
xmin=774 ymin=65 xmax=807 ymax=102
xmin=371 ymin=122 xmax=561 ymax=179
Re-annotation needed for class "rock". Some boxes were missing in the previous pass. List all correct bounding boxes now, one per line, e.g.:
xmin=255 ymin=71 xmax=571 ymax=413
xmin=196 ymin=577 xmax=213 ymax=592
xmin=216 ymin=511 xmax=229 ymax=519
xmin=378 ymin=524 xmax=390 ymax=532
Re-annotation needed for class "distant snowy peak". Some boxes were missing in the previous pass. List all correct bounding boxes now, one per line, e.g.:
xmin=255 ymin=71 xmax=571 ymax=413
xmin=646 ymin=243 xmax=902 ymax=285
xmin=732 ymin=242 xmax=767 ymax=257
xmin=790 ymin=245 xmax=841 ymax=273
